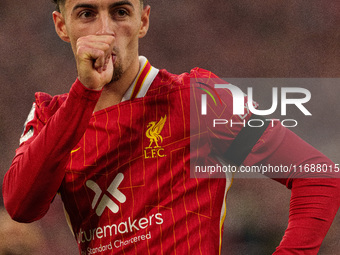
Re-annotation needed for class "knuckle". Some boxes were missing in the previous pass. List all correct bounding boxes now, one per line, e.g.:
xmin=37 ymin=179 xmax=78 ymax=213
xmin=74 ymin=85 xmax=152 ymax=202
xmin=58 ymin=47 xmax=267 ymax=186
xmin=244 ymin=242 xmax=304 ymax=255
xmin=96 ymin=49 xmax=105 ymax=58
xmin=76 ymin=37 xmax=85 ymax=46
xmin=103 ymin=44 xmax=111 ymax=52
xmin=76 ymin=45 xmax=86 ymax=56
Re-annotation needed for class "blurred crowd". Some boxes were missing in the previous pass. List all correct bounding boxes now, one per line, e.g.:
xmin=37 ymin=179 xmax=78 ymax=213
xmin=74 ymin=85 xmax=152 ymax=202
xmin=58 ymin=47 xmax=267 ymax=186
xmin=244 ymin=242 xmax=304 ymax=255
xmin=1 ymin=0 xmax=339 ymax=254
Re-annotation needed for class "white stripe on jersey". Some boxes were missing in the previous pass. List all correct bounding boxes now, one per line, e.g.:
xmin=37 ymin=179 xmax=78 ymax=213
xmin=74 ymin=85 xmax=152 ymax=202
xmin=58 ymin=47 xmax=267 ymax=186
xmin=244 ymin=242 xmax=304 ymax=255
xmin=20 ymin=103 xmax=36 ymax=145
xmin=121 ymin=56 xmax=159 ymax=102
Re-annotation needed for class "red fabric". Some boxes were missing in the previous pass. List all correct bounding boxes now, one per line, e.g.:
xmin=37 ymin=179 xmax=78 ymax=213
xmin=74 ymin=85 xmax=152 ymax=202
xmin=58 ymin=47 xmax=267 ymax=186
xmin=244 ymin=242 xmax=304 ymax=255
xmin=3 ymin=67 xmax=340 ymax=254
xmin=2 ymin=79 xmax=102 ymax=222
xmin=245 ymin=124 xmax=340 ymax=254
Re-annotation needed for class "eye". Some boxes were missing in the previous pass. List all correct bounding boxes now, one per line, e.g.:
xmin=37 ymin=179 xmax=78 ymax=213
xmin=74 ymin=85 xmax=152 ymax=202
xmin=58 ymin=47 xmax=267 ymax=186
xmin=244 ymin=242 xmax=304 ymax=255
xmin=78 ymin=10 xmax=96 ymax=19
xmin=112 ymin=8 xmax=129 ymax=19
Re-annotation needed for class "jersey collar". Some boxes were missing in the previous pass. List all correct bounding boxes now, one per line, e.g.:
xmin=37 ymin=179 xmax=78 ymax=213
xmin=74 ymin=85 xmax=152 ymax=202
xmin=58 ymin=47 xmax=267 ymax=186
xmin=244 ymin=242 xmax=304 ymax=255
xmin=121 ymin=56 xmax=159 ymax=102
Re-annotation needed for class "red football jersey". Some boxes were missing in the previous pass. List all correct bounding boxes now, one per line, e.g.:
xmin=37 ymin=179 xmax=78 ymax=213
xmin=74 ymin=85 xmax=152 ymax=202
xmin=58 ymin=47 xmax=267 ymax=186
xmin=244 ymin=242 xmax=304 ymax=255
xmin=4 ymin=57 xmax=340 ymax=255
xmin=14 ymin=57 xmax=242 ymax=254
xmin=60 ymin=57 xmax=233 ymax=254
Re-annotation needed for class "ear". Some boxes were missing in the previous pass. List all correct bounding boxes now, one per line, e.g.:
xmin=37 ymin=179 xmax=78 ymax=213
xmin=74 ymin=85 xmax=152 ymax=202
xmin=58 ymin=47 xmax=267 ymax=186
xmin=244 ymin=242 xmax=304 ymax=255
xmin=139 ymin=5 xmax=151 ymax=38
xmin=52 ymin=11 xmax=70 ymax=42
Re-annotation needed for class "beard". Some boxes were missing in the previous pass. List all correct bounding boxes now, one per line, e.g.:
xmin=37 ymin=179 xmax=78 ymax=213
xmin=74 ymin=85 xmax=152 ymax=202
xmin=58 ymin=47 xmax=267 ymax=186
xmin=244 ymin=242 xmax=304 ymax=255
xmin=111 ymin=62 xmax=123 ymax=82
xmin=110 ymin=46 xmax=123 ymax=82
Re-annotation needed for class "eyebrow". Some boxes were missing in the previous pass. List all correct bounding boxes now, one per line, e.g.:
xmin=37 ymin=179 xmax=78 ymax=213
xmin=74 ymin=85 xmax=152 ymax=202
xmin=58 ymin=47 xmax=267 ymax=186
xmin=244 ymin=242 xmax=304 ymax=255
xmin=72 ymin=1 xmax=134 ymax=13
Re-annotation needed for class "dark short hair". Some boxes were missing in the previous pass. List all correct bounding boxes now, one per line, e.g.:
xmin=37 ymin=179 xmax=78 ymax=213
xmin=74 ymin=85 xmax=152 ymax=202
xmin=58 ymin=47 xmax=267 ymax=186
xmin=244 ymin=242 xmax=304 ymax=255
xmin=52 ymin=0 xmax=144 ymax=12
xmin=51 ymin=0 xmax=64 ymax=12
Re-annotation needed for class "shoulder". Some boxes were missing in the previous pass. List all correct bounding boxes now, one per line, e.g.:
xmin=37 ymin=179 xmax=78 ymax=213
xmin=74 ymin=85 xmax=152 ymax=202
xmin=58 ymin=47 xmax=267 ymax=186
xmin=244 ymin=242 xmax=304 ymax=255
xmin=34 ymin=92 xmax=68 ymax=123
xmin=147 ymin=67 xmax=221 ymax=96
xmin=157 ymin=67 xmax=220 ymax=85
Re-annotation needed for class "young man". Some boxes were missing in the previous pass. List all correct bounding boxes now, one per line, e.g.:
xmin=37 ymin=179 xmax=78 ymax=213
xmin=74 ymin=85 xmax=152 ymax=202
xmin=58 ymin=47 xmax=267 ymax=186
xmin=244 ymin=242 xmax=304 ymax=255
xmin=3 ymin=0 xmax=340 ymax=254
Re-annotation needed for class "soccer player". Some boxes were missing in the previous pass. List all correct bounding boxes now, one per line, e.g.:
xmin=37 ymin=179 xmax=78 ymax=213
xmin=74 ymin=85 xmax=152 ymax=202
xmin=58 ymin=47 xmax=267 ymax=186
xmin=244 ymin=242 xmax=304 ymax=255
xmin=2 ymin=0 xmax=340 ymax=254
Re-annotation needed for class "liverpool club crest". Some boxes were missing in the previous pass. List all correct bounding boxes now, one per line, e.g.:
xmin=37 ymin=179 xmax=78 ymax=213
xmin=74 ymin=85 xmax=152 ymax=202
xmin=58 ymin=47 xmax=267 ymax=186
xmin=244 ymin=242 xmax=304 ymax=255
xmin=144 ymin=115 xmax=167 ymax=158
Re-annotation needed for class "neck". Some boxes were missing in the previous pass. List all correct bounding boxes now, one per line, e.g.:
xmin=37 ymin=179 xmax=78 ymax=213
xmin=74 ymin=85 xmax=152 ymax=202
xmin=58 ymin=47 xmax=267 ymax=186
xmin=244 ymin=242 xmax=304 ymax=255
xmin=94 ymin=57 xmax=140 ymax=112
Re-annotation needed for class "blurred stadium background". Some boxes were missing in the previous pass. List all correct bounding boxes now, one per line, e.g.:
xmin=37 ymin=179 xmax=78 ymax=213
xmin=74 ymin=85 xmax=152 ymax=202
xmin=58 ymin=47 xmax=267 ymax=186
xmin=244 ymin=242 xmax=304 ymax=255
xmin=0 ymin=0 xmax=339 ymax=254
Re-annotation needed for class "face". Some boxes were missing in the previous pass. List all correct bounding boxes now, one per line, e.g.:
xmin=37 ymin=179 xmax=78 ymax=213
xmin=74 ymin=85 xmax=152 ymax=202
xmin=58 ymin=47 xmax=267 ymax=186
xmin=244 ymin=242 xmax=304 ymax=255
xmin=53 ymin=0 xmax=150 ymax=82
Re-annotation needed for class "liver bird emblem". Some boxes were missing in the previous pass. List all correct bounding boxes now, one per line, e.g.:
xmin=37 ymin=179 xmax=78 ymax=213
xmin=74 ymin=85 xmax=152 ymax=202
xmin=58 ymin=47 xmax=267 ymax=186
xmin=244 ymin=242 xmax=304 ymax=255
xmin=146 ymin=115 xmax=167 ymax=148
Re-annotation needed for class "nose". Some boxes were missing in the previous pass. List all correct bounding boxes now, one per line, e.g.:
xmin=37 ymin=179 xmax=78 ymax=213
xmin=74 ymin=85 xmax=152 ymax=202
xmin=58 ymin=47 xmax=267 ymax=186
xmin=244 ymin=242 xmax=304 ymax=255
xmin=96 ymin=14 xmax=115 ymax=36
